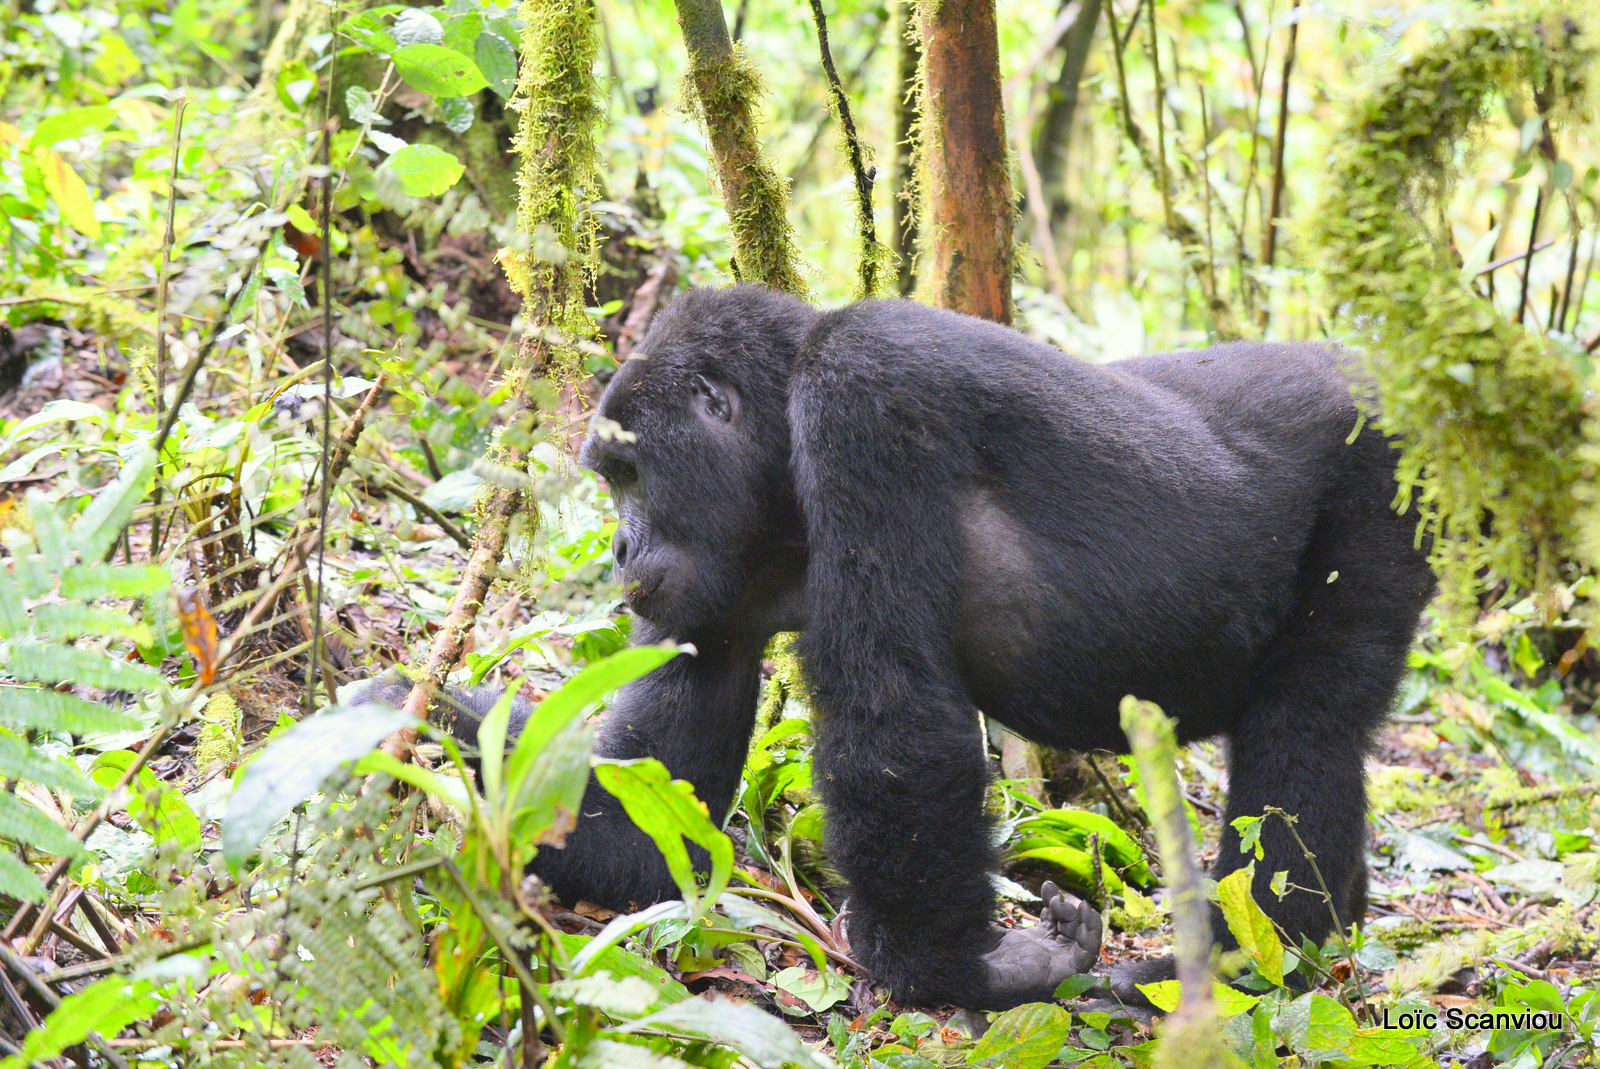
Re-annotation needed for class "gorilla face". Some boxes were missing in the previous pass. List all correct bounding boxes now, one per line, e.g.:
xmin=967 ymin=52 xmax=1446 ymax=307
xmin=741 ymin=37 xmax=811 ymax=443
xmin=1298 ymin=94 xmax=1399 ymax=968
xmin=577 ymin=290 xmax=810 ymax=638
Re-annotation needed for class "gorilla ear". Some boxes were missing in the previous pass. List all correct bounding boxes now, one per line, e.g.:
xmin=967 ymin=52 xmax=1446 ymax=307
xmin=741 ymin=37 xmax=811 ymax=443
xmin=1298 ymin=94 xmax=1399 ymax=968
xmin=690 ymin=373 xmax=737 ymax=423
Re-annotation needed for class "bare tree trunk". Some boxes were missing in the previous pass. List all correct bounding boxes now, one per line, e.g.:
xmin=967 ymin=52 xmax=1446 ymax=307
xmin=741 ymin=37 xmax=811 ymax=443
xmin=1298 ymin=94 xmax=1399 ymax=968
xmin=890 ymin=0 xmax=921 ymax=297
xmin=1033 ymin=0 xmax=1101 ymax=231
xmin=918 ymin=0 xmax=1013 ymax=323
xmin=674 ymin=0 xmax=808 ymax=296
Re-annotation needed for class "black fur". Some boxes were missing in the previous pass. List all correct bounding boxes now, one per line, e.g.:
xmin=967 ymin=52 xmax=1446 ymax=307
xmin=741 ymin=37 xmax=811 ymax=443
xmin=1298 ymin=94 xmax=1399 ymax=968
xmin=355 ymin=285 xmax=1434 ymax=1008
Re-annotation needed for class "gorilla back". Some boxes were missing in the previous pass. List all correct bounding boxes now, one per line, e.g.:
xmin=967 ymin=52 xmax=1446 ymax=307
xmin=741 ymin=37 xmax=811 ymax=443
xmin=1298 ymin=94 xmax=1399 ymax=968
xmin=366 ymin=285 xmax=1434 ymax=1010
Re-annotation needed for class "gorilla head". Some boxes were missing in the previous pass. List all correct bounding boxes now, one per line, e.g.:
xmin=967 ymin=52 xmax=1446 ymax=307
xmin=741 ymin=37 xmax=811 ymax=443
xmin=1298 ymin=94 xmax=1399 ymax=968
xmin=576 ymin=287 xmax=817 ymax=637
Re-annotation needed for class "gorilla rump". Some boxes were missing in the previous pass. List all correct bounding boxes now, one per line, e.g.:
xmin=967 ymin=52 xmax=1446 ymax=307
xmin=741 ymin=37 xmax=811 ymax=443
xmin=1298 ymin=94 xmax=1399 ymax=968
xmin=356 ymin=286 xmax=1433 ymax=1009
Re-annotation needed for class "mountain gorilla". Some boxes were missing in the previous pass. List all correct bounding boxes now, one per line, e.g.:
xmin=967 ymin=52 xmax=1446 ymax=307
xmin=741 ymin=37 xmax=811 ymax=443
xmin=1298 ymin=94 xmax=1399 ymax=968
xmin=356 ymin=285 xmax=1433 ymax=1009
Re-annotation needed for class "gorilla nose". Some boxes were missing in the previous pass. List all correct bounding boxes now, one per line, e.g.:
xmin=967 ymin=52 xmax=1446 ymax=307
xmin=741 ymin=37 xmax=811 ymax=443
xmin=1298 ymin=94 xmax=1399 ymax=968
xmin=612 ymin=529 xmax=633 ymax=570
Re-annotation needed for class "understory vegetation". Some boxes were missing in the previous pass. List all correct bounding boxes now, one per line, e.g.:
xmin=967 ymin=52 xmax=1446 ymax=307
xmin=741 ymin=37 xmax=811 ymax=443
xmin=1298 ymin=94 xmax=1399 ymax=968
xmin=2 ymin=0 xmax=1600 ymax=1067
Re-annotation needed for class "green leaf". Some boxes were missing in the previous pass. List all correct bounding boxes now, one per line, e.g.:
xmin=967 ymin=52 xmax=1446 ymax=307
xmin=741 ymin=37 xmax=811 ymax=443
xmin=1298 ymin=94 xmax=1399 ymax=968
xmin=90 ymin=750 xmax=202 ymax=852
xmin=503 ymin=644 xmax=682 ymax=800
xmin=377 ymin=143 xmax=465 ymax=197
xmin=354 ymin=749 xmax=473 ymax=809
xmin=1279 ymin=993 xmax=1358 ymax=1057
xmin=4 ymin=399 xmax=109 ymax=447
xmin=0 ymin=685 xmax=141 ymax=736
xmin=1053 ymin=974 xmax=1097 ymax=1000
xmin=1133 ymin=979 xmax=1258 ymax=1017
xmin=28 ymin=106 xmax=117 ymax=149
xmin=507 ymin=716 xmax=594 ymax=848
xmin=0 ymin=852 xmax=46 ymax=903
xmin=966 ymin=1002 xmax=1070 ymax=1069
xmin=6 ymin=641 xmax=164 ymax=692
xmin=391 ymin=43 xmax=488 ymax=97
xmin=69 ymin=446 xmax=155 ymax=563
xmin=557 ymin=932 xmax=690 ymax=1003
xmin=223 ymin=704 xmax=415 ymax=870
xmin=547 ymin=972 xmax=661 ymax=1017
xmin=715 ymin=893 xmax=826 ymax=970
xmin=0 ymin=975 xmax=160 ymax=1069
xmin=570 ymin=900 xmax=691 ymax=976
xmin=771 ymin=965 xmax=850 ymax=1014
xmin=35 ymin=147 xmax=100 ymax=238
xmin=619 ymin=995 xmax=834 ymax=1069
xmin=594 ymin=758 xmax=733 ymax=918
xmin=475 ymin=32 xmax=517 ymax=98
xmin=1217 ymin=867 xmax=1284 ymax=985
xmin=58 ymin=563 xmax=170 ymax=599
xmin=438 ymin=96 xmax=475 ymax=135
xmin=0 ymin=792 xmax=84 ymax=859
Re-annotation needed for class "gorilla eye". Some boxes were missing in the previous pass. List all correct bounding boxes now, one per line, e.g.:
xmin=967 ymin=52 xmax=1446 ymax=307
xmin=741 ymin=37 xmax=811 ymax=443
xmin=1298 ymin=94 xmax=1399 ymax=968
xmin=598 ymin=458 xmax=638 ymax=488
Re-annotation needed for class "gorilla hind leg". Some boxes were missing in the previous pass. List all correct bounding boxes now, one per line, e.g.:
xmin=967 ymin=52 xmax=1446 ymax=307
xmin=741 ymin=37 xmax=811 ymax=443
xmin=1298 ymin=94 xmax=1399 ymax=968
xmin=1214 ymin=486 xmax=1432 ymax=961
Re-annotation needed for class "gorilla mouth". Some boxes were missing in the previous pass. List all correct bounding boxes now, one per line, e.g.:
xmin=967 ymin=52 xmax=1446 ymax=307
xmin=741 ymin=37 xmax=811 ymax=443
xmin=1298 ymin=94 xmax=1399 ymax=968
xmin=621 ymin=573 xmax=664 ymax=608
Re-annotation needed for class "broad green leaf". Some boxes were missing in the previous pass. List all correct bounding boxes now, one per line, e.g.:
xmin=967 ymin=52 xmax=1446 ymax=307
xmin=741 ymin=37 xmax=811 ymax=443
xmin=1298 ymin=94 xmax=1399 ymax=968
xmin=1008 ymin=846 xmax=1120 ymax=893
xmin=35 ymin=148 xmax=100 ymax=238
xmin=1278 ymin=993 xmax=1358 ymax=1057
xmin=91 ymin=750 xmax=202 ymax=852
xmin=69 ymin=446 xmax=155 ymax=563
xmin=223 ymin=704 xmax=415 ymax=870
xmin=354 ymin=749 xmax=473 ymax=809
xmin=507 ymin=716 xmax=594 ymax=848
xmin=966 ymin=1002 xmax=1070 ymax=1069
xmin=391 ymin=43 xmax=488 ymax=97
xmin=0 ymin=734 xmax=100 ymax=796
xmin=571 ymin=900 xmax=691 ymax=976
xmin=557 ymin=932 xmax=690 ymax=1003
xmin=28 ymin=105 xmax=117 ymax=148
xmin=0 ymin=852 xmax=46 ymax=903
xmin=7 ymin=641 xmax=165 ymax=692
xmin=378 ymin=143 xmax=465 ymax=197
xmin=503 ymin=643 xmax=682 ymax=798
xmin=595 ymin=758 xmax=733 ymax=917
xmin=1345 ymin=1030 xmax=1430 ymax=1066
xmin=0 ymin=685 xmax=141 ymax=735
xmin=4 ymin=399 xmax=109 ymax=446
xmin=0 ymin=792 xmax=83 ymax=858
xmin=475 ymin=32 xmax=517 ymax=98
xmin=771 ymin=965 xmax=850 ymax=1014
xmin=619 ymin=995 xmax=835 ymax=1069
xmin=1217 ymin=867 xmax=1284 ymax=985
xmin=477 ymin=677 xmax=523 ymax=805
xmin=0 ymin=975 xmax=159 ymax=1069
xmin=1135 ymin=979 xmax=1260 ymax=1017
xmin=1053 ymin=974 xmax=1097 ymax=1000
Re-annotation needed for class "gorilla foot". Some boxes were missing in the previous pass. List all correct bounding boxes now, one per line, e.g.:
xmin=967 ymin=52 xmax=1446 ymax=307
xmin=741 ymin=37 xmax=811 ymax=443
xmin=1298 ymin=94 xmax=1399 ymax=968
xmin=977 ymin=883 xmax=1103 ymax=1010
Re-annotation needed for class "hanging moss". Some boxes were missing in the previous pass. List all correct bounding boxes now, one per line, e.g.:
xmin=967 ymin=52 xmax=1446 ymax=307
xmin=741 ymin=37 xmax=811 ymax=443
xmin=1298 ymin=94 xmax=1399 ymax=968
xmin=674 ymin=0 xmax=809 ymax=297
xmin=1302 ymin=5 xmax=1596 ymax=613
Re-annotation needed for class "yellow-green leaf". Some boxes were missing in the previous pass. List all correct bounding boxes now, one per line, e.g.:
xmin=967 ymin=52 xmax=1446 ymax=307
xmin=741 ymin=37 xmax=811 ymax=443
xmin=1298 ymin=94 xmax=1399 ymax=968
xmin=1217 ymin=866 xmax=1285 ymax=985
xmin=35 ymin=148 xmax=100 ymax=238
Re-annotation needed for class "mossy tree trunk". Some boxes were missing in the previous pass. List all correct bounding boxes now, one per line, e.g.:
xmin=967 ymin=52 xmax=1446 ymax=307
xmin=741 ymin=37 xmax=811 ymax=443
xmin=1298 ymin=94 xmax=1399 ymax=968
xmin=890 ymin=0 xmax=921 ymax=297
xmin=673 ymin=0 xmax=808 ymax=296
xmin=387 ymin=0 xmax=603 ymax=751
xmin=918 ymin=0 xmax=1013 ymax=324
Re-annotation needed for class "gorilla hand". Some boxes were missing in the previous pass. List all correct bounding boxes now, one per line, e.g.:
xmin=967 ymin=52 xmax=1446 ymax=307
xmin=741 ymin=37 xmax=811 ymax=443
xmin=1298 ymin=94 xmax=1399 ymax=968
xmin=978 ymin=882 xmax=1103 ymax=1009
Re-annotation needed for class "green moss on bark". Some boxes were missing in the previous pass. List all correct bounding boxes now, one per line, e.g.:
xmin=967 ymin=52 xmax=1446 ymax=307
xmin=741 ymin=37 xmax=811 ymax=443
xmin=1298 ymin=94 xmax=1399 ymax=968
xmin=1303 ymin=6 xmax=1596 ymax=612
